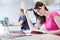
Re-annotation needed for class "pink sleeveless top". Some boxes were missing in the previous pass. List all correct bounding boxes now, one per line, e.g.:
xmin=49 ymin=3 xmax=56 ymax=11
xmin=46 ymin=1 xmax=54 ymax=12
xmin=44 ymin=11 xmax=60 ymax=36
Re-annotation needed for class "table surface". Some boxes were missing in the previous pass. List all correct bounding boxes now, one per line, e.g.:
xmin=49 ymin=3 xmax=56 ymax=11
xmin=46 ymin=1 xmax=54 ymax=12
xmin=1 ymin=25 xmax=60 ymax=40
xmin=1 ymin=34 xmax=60 ymax=40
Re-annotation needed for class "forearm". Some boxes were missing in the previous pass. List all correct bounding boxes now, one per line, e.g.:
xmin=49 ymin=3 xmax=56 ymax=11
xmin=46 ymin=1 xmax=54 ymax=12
xmin=13 ymin=21 xmax=23 ymax=26
xmin=16 ymin=22 xmax=22 ymax=26
xmin=48 ymin=30 xmax=60 ymax=34
xmin=24 ymin=10 xmax=35 ymax=29
xmin=26 ymin=16 xmax=34 ymax=29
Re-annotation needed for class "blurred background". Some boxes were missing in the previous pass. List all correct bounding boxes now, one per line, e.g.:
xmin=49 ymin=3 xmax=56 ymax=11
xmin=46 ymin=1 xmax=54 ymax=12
xmin=0 ymin=0 xmax=60 ymax=23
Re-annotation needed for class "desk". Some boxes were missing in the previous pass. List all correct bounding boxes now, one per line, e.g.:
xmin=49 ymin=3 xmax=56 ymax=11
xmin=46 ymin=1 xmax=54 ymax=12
xmin=1 ymin=34 xmax=60 ymax=40
xmin=1 ymin=25 xmax=60 ymax=40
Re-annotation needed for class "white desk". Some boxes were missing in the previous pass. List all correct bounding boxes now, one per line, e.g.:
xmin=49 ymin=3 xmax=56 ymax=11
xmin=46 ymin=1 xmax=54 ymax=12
xmin=1 ymin=34 xmax=60 ymax=40
xmin=1 ymin=25 xmax=60 ymax=40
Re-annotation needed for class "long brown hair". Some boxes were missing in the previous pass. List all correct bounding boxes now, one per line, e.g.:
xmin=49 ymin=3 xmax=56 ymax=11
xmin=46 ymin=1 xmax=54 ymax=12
xmin=33 ymin=1 xmax=48 ymax=24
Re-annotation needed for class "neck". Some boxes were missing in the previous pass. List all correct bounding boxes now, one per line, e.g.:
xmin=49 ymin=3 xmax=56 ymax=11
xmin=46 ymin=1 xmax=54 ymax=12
xmin=20 ymin=14 xmax=24 ymax=16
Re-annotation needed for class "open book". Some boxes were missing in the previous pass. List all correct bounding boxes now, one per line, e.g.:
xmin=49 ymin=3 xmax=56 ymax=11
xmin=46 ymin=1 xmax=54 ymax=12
xmin=30 ymin=24 xmax=47 ymax=34
xmin=30 ymin=29 xmax=47 ymax=34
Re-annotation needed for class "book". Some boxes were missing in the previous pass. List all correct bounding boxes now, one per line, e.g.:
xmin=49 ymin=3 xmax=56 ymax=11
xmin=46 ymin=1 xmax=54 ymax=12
xmin=30 ymin=31 xmax=43 ymax=34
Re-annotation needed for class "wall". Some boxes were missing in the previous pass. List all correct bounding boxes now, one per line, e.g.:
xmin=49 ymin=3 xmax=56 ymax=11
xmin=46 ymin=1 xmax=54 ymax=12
xmin=0 ymin=0 xmax=36 ymax=23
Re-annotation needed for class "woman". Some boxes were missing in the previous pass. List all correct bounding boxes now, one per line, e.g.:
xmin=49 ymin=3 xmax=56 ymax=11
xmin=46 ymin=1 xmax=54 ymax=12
xmin=13 ymin=9 xmax=30 ymax=30
xmin=18 ymin=9 xmax=30 ymax=30
xmin=24 ymin=1 xmax=60 ymax=36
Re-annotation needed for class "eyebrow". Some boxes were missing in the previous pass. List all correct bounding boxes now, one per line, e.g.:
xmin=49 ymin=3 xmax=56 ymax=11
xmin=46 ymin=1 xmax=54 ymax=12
xmin=36 ymin=8 xmax=40 ymax=9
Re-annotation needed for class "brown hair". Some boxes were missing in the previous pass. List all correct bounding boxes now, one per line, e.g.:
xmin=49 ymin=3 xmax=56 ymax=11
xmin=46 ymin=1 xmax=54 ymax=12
xmin=34 ymin=1 xmax=48 ymax=24
xmin=20 ymin=9 xmax=24 ymax=12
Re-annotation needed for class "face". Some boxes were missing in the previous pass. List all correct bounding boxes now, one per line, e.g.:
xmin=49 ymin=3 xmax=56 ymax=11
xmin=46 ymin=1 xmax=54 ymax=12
xmin=18 ymin=10 xmax=24 ymax=15
xmin=35 ymin=5 xmax=46 ymax=16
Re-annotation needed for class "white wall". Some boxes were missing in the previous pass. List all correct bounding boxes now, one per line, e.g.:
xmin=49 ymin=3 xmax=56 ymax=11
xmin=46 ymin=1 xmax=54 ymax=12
xmin=0 ymin=0 xmax=36 ymax=23
xmin=0 ymin=4 xmax=20 ymax=22
xmin=0 ymin=0 xmax=21 ymax=22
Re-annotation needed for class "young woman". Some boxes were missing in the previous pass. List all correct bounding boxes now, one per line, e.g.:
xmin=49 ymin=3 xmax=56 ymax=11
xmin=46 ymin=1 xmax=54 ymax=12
xmin=24 ymin=1 xmax=60 ymax=36
xmin=13 ymin=9 xmax=30 ymax=30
